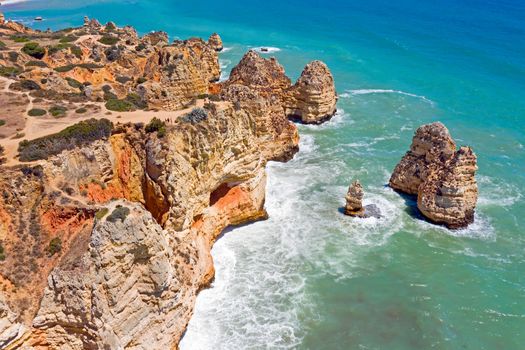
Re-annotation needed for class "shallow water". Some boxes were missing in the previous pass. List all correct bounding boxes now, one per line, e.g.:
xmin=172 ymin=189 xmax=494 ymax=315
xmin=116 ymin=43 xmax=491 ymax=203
xmin=4 ymin=0 xmax=525 ymax=348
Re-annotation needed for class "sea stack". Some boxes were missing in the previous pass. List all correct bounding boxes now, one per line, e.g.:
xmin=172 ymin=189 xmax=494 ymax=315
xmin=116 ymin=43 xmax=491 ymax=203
xmin=286 ymin=60 xmax=337 ymax=124
xmin=345 ymin=180 xmax=365 ymax=217
xmin=208 ymin=33 xmax=223 ymax=51
xmin=390 ymin=122 xmax=478 ymax=228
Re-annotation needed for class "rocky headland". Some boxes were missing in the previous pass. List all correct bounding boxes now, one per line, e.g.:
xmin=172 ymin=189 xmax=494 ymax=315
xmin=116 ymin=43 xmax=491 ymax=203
xmin=0 ymin=15 xmax=337 ymax=349
xmin=390 ymin=122 xmax=478 ymax=228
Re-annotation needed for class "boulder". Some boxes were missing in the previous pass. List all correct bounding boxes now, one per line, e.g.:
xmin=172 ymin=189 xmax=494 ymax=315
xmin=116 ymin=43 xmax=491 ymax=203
xmin=390 ymin=122 xmax=478 ymax=228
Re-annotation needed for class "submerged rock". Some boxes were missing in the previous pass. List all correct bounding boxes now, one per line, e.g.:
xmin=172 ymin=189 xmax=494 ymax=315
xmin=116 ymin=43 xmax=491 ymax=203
xmin=390 ymin=122 xmax=478 ymax=228
xmin=208 ymin=33 xmax=223 ymax=51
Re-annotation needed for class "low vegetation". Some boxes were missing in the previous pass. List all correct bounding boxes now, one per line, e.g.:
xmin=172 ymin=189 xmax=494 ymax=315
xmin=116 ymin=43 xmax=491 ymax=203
xmin=59 ymin=35 xmax=77 ymax=43
xmin=54 ymin=63 xmax=104 ymax=72
xmin=145 ymin=117 xmax=166 ymax=137
xmin=182 ymin=107 xmax=208 ymax=123
xmin=28 ymin=108 xmax=47 ymax=117
xmin=26 ymin=60 xmax=49 ymax=68
xmin=21 ymin=42 xmax=46 ymax=59
xmin=66 ymin=77 xmax=83 ymax=89
xmin=49 ymin=106 xmax=67 ymax=118
xmin=10 ymin=35 xmax=30 ymax=43
xmin=75 ymin=107 xmax=88 ymax=114
xmin=0 ymin=120 xmax=5 ymax=127
xmin=98 ymin=35 xmax=119 ymax=46
xmin=18 ymin=118 xmax=113 ymax=161
xmin=0 ymin=242 xmax=5 ymax=261
xmin=0 ymin=65 xmax=21 ymax=77
xmin=107 ymin=205 xmax=130 ymax=223
xmin=48 ymin=237 xmax=62 ymax=256
xmin=95 ymin=207 xmax=109 ymax=220
xmin=105 ymin=98 xmax=135 ymax=112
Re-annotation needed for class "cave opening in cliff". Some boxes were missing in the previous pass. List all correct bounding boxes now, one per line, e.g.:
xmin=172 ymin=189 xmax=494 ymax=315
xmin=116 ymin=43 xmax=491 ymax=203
xmin=210 ymin=182 xmax=235 ymax=206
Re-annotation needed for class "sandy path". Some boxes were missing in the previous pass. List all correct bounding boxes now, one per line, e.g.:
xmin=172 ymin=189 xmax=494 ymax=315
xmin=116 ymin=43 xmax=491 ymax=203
xmin=0 ymin=76 xmax=207 ymax=166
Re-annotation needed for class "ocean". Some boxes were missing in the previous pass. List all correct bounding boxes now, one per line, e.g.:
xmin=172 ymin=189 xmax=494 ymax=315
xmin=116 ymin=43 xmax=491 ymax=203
xmin=3 ymin=0 xmax=524 ymax=349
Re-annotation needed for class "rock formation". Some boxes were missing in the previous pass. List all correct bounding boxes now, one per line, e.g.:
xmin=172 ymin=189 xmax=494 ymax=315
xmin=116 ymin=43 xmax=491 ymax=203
xmin=0 ymin=16 xmax=338 ymax=348
xmin=343 ymin=180 xmax=381 ymax=219
xmin=224 ymin=50 xmax=337 ymax=124
xmin=345 ymin=180 xmax=365 ymax=216
xmin=285 ymin=60 xmax=337 ymax=124
xmin=208 ymin=33 xmax=223 ymax=51
xmin=390 ymin=122 xmax=478 ymax=228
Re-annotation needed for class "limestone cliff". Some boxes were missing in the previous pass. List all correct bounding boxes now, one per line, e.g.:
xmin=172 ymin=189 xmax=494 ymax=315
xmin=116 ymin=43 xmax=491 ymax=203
xmin=390 ymin=122 xmax=478 ymax=228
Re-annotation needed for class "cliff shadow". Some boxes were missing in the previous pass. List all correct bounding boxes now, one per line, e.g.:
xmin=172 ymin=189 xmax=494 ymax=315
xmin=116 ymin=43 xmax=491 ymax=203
xmin=389 ymin=186 xmax=427 ymax=222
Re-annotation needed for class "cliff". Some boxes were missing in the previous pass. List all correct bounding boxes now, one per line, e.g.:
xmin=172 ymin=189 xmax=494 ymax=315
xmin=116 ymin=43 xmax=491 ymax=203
xmin=0 ymin=16 xmax=337 ymax=349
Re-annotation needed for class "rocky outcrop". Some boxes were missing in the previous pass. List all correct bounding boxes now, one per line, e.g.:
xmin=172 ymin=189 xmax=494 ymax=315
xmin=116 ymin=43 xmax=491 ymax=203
xmin=343 ymin=180 xmax=381 ymax=219
xmin=285 ymin=60 xmax=337 ymax=124
xmin=345 ymin=180 xmax=364 ymax=216
xmin=208 ymin=33 xmax=223 ymax=51
xmin=390 ymin=122 xmax=478 ymax=228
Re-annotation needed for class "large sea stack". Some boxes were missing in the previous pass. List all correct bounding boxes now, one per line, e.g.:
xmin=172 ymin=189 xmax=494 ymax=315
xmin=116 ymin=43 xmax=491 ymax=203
xmin=389 ymin=122 xmax=478 ymax=228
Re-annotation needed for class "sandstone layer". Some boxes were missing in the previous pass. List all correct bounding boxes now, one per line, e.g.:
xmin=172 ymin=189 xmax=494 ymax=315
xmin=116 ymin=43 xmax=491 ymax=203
xmin=389 ymin=122 xmax=478 ymax=228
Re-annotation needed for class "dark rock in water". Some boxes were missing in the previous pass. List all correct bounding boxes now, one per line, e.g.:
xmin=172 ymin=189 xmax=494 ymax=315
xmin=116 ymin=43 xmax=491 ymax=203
xmin=362 ymin=204 xmax=381 ymax=219
xmin=260 ymin=47 xmax=269 ymax=52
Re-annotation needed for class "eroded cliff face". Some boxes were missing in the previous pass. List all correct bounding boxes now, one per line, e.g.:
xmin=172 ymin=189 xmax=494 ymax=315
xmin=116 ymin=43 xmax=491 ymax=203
xmin=0 ymin=98 xmax=296 ymax=349
xmin=390 ymin=122 xmax=478 ymax=228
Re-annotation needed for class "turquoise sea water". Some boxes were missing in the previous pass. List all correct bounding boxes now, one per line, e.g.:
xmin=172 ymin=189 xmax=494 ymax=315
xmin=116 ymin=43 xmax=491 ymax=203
xmin=4 ymin=0 xmax=525 ymax=349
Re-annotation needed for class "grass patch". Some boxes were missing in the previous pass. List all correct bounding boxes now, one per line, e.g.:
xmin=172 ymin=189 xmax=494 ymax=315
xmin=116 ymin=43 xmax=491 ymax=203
xmin=95 ymin=207 xmax=109 ymax=220
xmin=70 ymin=45 xmax=82 ymax=59
xmin=75 ymin=107 xmax=88 ymax=114
xmin=22 ymin=42 xmax=46 ymax=59
xmin=18 ymin=118 xmax=113 ymax=161
xmin=0 ymin=120 xmax=5 ymax=127
xmin=54 ymin=63 xmax=103 ymax=72
xmin=11 ymin=132 xmax=25 ymax=139
xmin=28 ymin=108 xmax=47 ymax=117
xmin=98 ymin=35 xmax=119 ymax=46
xmin=105 ymin=98 xmax=135 ymax=112
xmin=47 ymin=42 xmax=72 ymax=55
xmin=107 ymin=205 xmax=130 ymax=223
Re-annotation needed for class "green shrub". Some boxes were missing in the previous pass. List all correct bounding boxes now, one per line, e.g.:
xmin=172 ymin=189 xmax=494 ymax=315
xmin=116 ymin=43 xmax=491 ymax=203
xmin=98 ymin=35 xmax=119 ymax=46
xmin=49 ymin=106 xmax=67 ymax=118
xmin=59 ymin=35 xmax=77 ymax=43
xmin=10 ymin=35 xmax=30 ymax=43
xmin=0 ymin=120 xmax=5 ymax=127
xmin=95 ymin=207 xmax=109 ymax=220
xmin=48 ymin=237 xmax=62 ymax=256
xmin=77 ymin=63 xmax=103 ymax=70
xmin=54 ymin=64 xmax=75 ymax=72
xmin=0 ymin=41 xmax=6 ymax=48
xmin=125 ymin=93 xmax=146 ymax=109
xmin=75 ymin=107 xmax=88 ymax=114
xmin=182 ymin=108 xmax=208 ymax=123
xmin=66 ymin=77 xmax=83 ymax=89
xmin=47 ymin=43 xmax=72 ymax=55
xmin=0 ymin=65 xmax=21 ymax=77
xmin=11 ymin=132 xmax=25 ymax=139
xmin=28 ymin=108 xmax=47 ymax=117
xmin=18 ymin=118 xmax=113 ymax=161
xmin=26 ymin=60 xmax=48 ymax=68
xmin=105 ymin=98 xmax=135 ymax=112
xmin=107 ymin=206 xmax=130 ymax=223
xmin=145 ymin=117 xmax=166 ymax=137
xmin=22 ymin=42 xmax=46 ymax=59
xmin=135 ymin=43 xmax=146 ymax=51
xmin=70 ymin=45 xmax=82 ymax=58
xmin=16 ymin=79 xmax=41 ymax=91
xmin=116 ymin=75 xmax=132 ymax=84
xmin=136 ymin=76 xmax=147 ymax=84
